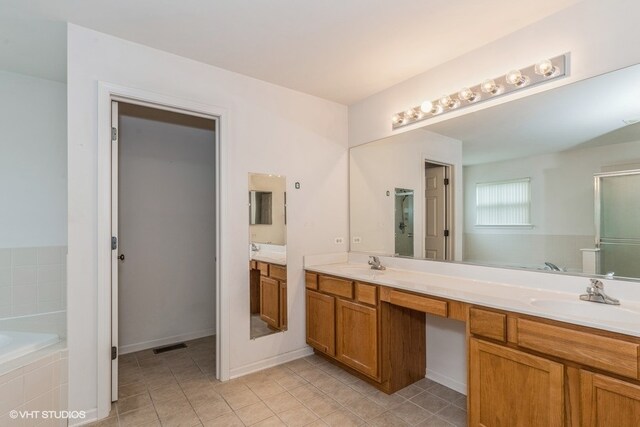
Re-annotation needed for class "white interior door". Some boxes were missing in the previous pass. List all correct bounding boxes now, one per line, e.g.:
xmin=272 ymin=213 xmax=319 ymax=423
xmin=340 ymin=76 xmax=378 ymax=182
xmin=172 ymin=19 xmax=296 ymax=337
xmin=424 ymin=164 xmax=447 ymax=260
xmin=111 ymin=100 xmax=119 ymax=402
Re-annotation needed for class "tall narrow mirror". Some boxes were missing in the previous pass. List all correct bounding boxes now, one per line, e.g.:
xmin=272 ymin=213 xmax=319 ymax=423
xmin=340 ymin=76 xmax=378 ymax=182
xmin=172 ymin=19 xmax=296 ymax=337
xmin=248 ymin=173 xmax=287 ymax=339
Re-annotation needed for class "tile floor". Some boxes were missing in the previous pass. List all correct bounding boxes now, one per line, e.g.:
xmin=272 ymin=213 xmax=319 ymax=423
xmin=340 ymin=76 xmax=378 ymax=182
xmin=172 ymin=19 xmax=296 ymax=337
xmin=89 ymin=336 xmax=467 ymax=426
xmin=250 ymin=314 xmax=277 ymax=339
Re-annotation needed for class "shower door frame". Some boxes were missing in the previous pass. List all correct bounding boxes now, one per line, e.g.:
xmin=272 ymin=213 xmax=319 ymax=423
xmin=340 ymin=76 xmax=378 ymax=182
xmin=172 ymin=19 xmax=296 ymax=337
xmin=96 ymin=82 xmax=229 ymax=420
xmin=594 ymin=168 xmax=640 ymax=246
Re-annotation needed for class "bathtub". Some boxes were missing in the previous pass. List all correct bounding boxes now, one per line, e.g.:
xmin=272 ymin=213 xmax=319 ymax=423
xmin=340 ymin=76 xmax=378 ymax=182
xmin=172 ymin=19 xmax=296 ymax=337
xmin=0 ymin=331 xmax=60 ymax=364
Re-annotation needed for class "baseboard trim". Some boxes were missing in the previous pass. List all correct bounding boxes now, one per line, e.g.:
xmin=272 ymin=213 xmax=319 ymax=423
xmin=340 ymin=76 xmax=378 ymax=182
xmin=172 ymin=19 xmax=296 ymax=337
xmin=426 ymin=369 xmax=467 ymax=395
xmin=119 ymin=329 xmax=215 ymax=354
xmin=69 ymin=408 xmax=97 ymax=426
xmin=230 ymin=346 xmax=313 ymax=379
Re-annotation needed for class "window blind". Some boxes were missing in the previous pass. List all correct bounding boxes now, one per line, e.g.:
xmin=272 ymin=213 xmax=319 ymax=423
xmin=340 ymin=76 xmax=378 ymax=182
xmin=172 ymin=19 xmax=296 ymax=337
xmin=476 ymin=178 xmax=531 ymax=226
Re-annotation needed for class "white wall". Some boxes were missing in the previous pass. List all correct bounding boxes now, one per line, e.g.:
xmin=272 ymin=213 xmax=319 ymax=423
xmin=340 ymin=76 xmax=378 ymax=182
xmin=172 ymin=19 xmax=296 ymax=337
xmin=350 ymin=129 xmax=463 ymax=260
xmin=349 ymin=0 xmax=640 ymax=147
xmin=118 ymin=114 xmax=216 ymax=353
xmin=464 ymin=140 xmax=640 ymax=271
xmin=67 ymin=24 xmax=348 ymax=416
xmin=0 ymin=70 xmax=67 ymax=248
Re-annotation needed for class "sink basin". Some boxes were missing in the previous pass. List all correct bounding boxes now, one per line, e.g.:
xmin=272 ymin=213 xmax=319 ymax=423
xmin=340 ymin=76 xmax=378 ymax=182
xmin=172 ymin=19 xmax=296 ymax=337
xmin=334 ymin=265 xmax=384 ymax=276
xmin=529 ymin=299 xmax=640 ymax=325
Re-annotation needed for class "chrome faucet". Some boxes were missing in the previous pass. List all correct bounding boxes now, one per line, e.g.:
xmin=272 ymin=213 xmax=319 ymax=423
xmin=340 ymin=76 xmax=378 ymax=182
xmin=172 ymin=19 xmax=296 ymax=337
xmin=368 ymin=256 xmax=386 ymax=270
xmin=250 ymin=243 xmax=259 ymax=252
xmin=544 ymin=262 xmax=562 ymax=271
xmin=580 ymin=279 xmax=620 ymax=305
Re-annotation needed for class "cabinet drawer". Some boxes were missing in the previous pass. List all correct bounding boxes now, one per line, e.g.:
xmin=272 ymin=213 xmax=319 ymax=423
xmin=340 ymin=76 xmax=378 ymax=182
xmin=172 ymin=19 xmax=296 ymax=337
xmin=250 ymin=260 xmax=257 ymax=270
xmin=319 ymin=276 xmax=354 ymax=299
xmin=257 ymin=261 xmax=269 ymax=276
xmin=356 ymin=283 xmax=378 ymax=306
xmin=305 ymin=272 xmax=318 ymax=290
xmin=470 ymin=307 xmax=506 ymax=342
xmin=270 ymin=264 xmax=287 ymax=281
xmin=516 ymin=318 xmax=639 ymax=379
xmin=380 ymin=288 xmax=447 ymax=317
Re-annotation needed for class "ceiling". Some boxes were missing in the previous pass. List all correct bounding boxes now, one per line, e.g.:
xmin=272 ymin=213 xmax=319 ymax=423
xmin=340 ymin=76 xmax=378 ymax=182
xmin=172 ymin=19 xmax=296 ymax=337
xmin=425 ymin=64 xmax=640 ymax=165
xmin=0 ymin=0 xmax=581 ymax=104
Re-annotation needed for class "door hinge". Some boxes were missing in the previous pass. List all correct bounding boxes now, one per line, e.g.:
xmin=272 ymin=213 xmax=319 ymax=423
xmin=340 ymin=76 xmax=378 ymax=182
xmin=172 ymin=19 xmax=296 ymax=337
xmin=444 ymin=178 xmax=450 ymax=186
xmin=111 ymin=127 xmax=118 ymax=141
xmin=444 ymin=229 xmax=450 ymax=237
xmin=111 ymin=236 xmax=118 ymax=250
xmin=111 ymin=346 xmax=117 ymax=360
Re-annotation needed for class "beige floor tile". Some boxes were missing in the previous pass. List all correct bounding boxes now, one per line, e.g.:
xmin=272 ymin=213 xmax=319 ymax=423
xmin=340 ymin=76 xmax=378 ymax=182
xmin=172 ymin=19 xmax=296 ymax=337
xmin=304 ymin=420 xmax=328 ymax=427
xmin=252 ymin=416 xmax=287 ymax=426
xmin=288 ymin=385 xmax=323 ymax=403
xmin=153 ymin=395 xmax=192 ymax=420
xmin=367 ymin=412 xmax=410 ymax=427
xmin=367 ymin=390 xmax=405 ymax=409
xmin=274 ymin=373 xmax=307 ymax=390
xmin=158 ymin=408 xmax=201 ymax=427
xmin=85 ymin=416 xmax=119 ymax=427
xmin=394 ymin=384 xmax=423 ymax=399
xmin=145 ymin=374 xmax=179 ymax=391
xmin=283 ymin=359 xmax=313 ymax=373
xmin=118 ymin=405 xmax=158 ymax=427
xmin=277 ymin=406 xmax=319 ymax=427
xmin=302 ymin=355 xmax=325 ymax=366
xmin=330 ymin=383 xmax=363 ymax=404
xmin=320 ymin=409 xmax=365 ymax=427
xmin=301 ymin=394 xmax=341 ymax=418
xmin=389 ymin=400 xmax=433 ymax=425
xmin=262 ymin=391 xmax=304 ymax=414
xmin=413 ymin=378 xmax=438 ymax=390
xmin=425 ymin=384 xmax=464 ymax=403
xmin=249 ymin=380 xmax=287 ymax=399
xmin=452 ymin=395 xmax=466 ymax=410
xmin=214 ymin=379 xmax=249 ymax=397
xmin=148 ymin=382 xmax=185 ymax=403
xmin=201 ymin=413 xmax=244 ymax=427
xmin=346 ymin=396 xmax=385 ymax=420
xmin=224 ymin=388 xmax=261 ymax=410
xmin=410 ymin=392 xmax=449 ymax=414
xmin=434 ymin=405 xmax=467 ymax=427
xmin=313 ymin=376 xmax=343 ymax=394
xmin=118 ymin=381 xmax=148 ymax=399
xmin=116 ymin=391 xmax=152 ymax=415
xmin=414 ymin=415 xmax=455 ymax=427
xmin=194 ymin=400 xmax=233 ymax=421
xmin=234 ymin=401 xmax=275 ymax=426
xmin=345 ymin=379 xmax=377 ymax=396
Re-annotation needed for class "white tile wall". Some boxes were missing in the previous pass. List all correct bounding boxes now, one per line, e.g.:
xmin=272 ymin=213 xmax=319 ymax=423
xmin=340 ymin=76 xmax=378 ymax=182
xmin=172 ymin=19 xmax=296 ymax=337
xmin=0 ymin=247 xmax=66 ymax=320
xmin=0 ymin=349 xmax=68 ymax=427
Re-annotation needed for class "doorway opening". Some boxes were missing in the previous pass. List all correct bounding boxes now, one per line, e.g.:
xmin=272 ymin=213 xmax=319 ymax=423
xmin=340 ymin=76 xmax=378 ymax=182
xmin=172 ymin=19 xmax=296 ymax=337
xmin=424 ymin=161 xmax=453 ymax=260
xmin=110 ymin=101 xmax=218 ymax=403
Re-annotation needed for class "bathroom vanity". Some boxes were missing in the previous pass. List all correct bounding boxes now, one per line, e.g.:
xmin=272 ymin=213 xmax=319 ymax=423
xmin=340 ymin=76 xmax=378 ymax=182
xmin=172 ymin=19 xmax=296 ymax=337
xmin=250 ymin=259 xmax=287 ymax=331
xmin=304 ymin=261 xmax=640 ymax=426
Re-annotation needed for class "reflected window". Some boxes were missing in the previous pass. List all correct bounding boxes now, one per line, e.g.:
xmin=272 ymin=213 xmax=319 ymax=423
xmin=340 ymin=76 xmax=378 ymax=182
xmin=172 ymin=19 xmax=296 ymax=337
xmin=476 ymin=178 xmax=531 ymax=226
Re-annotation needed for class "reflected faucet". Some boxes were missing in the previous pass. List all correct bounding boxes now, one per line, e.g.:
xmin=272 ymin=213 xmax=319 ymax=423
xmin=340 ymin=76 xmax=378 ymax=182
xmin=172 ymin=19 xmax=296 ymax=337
xmin=250 ymin=243 xmax=259 ymax=252
xmin=580 ymin=279 xmax=620 ymax=305
xmin=544 ymin=262 xmax=561 ymax=271
xmin=368 ymin=256 xmax=386 ymax=270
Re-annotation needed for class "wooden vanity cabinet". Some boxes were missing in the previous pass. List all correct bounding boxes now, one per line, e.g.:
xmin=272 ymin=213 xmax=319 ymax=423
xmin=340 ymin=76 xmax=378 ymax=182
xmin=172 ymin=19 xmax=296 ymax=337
xmin=306 ymin=290 xmax=335 ymax=356
xmin=581 ymin=370 xmax=640 ymax=426
xmin=251 ymin=261 xmax=287 ymax=331
xmin=336 ymin=298 xmax=378 ymax=378
xmin=469 ymin=338 xmax=565 ymax=427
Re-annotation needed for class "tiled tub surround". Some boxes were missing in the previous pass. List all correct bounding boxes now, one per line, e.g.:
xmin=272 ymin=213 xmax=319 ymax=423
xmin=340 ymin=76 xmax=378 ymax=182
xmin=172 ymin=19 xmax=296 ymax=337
xmin=305 ymin=252 xmax=640 ymax=337
xmin=0 ymin=247 xmax=67 ymax=319
xmin=0 ymin=345 xmax=68 ymax=426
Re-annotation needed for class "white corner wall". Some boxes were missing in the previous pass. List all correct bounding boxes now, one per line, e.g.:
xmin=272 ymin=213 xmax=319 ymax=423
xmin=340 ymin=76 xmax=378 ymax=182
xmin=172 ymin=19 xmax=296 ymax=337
xmin=349 ymin=0 xmax=640 ymax=147
xmin=67 ymin=24 xmax=348 ymax=416
xmin=0 ymin=70 xmax=67 ymax=248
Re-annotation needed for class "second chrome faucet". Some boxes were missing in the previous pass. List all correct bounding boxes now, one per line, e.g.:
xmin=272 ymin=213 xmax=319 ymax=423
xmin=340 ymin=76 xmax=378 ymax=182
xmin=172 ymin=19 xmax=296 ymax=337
xmin=368 ymin=256 xmax=386 ymax=270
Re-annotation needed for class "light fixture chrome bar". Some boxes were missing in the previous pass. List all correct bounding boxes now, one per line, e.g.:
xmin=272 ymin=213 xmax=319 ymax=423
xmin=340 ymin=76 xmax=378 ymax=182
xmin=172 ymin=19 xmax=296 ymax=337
xmin=391 ymin=53 xmax=569 ymax=130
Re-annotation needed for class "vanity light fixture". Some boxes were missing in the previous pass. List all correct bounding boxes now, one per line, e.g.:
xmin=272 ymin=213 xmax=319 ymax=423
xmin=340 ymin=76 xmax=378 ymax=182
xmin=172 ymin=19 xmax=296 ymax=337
xmin=391 ymin=53 xmax=569 ymax=129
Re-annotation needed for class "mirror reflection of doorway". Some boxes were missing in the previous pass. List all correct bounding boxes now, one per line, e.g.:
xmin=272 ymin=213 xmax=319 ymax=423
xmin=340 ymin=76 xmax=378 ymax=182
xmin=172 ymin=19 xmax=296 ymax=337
xmin=394 ymin=188 xmax=414 ymax=257
xmin=425 ymin=161 xmax=452 ymax=260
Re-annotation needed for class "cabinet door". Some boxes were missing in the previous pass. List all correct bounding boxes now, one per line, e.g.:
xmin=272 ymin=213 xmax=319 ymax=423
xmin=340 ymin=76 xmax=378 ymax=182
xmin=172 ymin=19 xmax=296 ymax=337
xmin=260 ymin=276 xmax=280 ymax=329
xmin=336 ymin=299 xmax=378 ymax=378
xmin=306 ymin=290 xmax=335 ymax=356
xmin=469 ymin=338 xmax=564 ymax=427
xmin=279 ymin=280 xmax=287 ymax=330
xmin=581 ymin=370 xmax=640 ymax=426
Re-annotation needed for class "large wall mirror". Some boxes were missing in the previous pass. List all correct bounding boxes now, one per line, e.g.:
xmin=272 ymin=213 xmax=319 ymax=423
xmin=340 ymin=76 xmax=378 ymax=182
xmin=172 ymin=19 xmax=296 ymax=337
xmin=350 ymin=63 xmax=640 ymax=281
xmin=248 ymin=173 xmax=287 ymax=339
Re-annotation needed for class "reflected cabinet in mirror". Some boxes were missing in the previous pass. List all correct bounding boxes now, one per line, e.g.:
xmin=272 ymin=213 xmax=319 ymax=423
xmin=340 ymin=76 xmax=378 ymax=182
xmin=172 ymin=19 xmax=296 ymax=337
xmin=248 ymin=173 xmax=288 ymax=339
xmin=350 ymin=63 xmax=640 ymax=280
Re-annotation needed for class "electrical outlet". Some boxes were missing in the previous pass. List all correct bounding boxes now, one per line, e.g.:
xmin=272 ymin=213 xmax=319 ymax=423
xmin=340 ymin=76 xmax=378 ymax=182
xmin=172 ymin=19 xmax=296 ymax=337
xmin=352 ymin=236 xmax=362 ymax=244
xmin=334 ymin=237 xmax=344 ymax=244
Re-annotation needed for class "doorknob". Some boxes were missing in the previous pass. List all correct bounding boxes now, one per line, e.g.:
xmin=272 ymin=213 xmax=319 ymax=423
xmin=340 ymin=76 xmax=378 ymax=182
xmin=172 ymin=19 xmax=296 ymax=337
xmin=118 ymin=254 xmax=125 ymax=261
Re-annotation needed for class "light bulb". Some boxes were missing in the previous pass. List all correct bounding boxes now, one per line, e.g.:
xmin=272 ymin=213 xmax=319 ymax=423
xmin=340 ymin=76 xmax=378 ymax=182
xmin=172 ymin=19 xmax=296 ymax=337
xmin=458 ymin=87 xmax=479 ymax=103
xmin=392 ymin=114 xmax=402 ymax=124
xmin=535 ymin=59 xmax=556 ymax=77
xmin=420 ymin=100 xmax=434 ymax=113
xmin=505 ymin=69 xmax=529 ymax=87
xmin=438 ymin=94 xmax=460 ymax=109
xmin=481 ymin=79 xmax=503 ymax=95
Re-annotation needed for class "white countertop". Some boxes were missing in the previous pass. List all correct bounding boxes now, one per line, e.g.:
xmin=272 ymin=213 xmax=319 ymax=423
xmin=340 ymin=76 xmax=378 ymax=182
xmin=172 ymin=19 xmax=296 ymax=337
xmin=251 ymin=252 xmax=286 ymax=266
xmin=305 ymin=261 xmax=640 ymax=338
